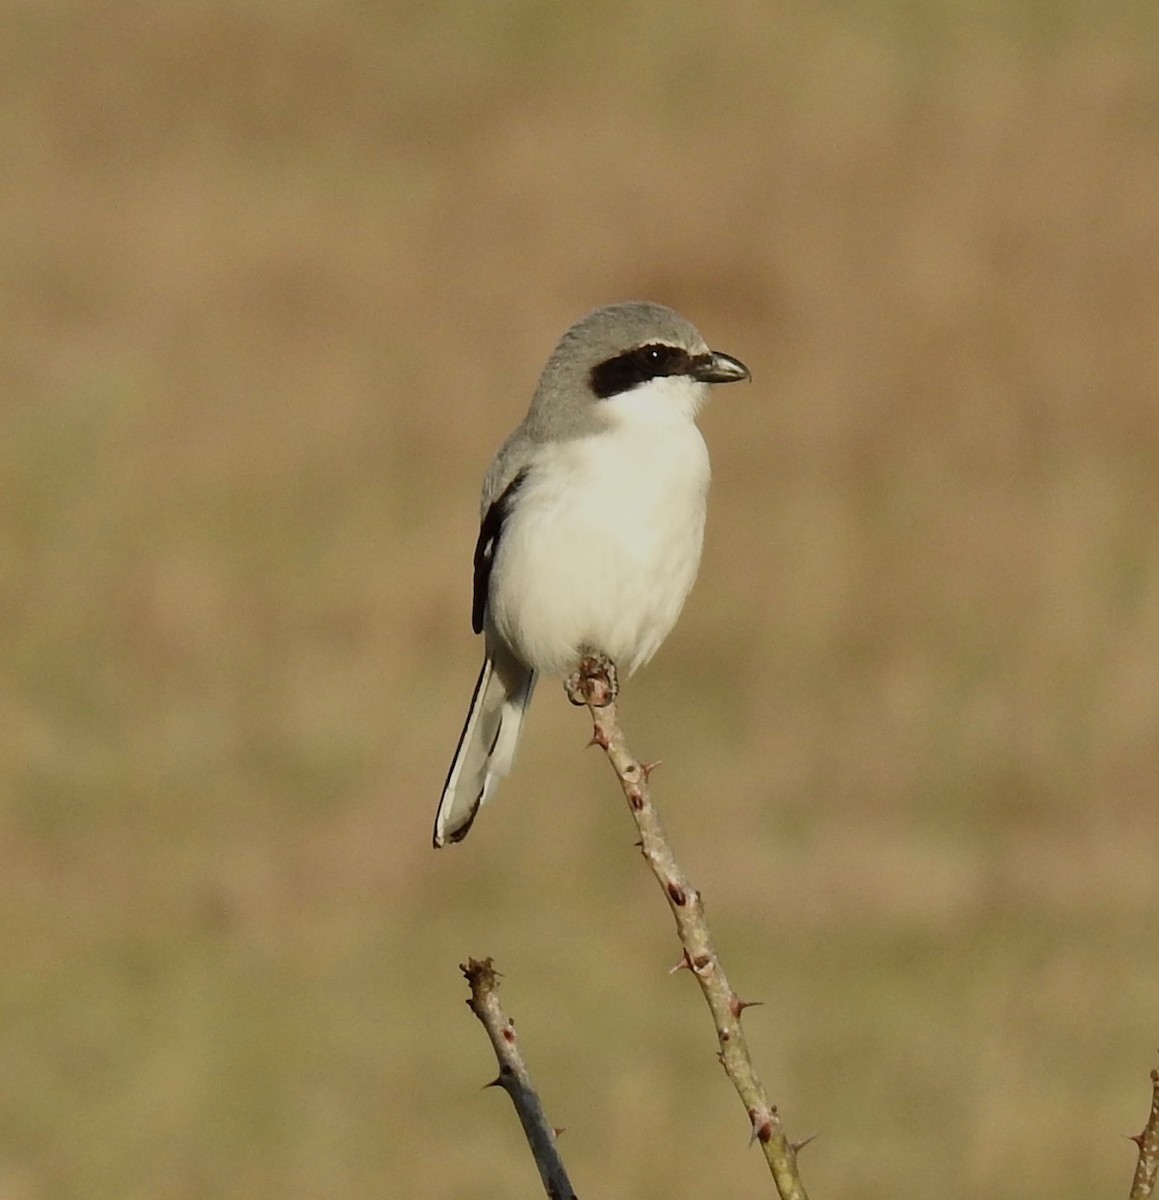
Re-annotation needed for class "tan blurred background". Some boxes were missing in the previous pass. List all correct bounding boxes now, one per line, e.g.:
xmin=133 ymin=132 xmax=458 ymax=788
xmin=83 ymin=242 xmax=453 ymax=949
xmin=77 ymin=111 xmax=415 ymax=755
xmin=2 ymin=2 xmax=1158 ymax=1197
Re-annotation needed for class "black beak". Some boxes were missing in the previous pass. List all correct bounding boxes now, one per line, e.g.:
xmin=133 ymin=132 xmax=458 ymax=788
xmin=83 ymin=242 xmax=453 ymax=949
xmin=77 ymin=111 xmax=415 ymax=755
xmin=692 ymin=350 xmax=750 ymax=384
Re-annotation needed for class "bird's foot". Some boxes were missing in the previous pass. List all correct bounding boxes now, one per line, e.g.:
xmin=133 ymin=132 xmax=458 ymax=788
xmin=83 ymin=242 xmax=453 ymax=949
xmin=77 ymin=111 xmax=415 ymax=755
xmin=564 ymin=654 xmax=619 ymax=708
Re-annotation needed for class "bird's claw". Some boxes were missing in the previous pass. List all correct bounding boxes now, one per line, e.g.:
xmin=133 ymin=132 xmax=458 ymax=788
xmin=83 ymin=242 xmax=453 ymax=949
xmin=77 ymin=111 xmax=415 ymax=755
xmin=564 ymin=654 xmax=619 ymax=707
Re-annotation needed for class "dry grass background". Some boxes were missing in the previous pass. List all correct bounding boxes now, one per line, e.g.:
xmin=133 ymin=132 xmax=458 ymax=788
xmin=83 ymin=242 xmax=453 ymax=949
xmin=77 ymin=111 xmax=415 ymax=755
xmin=2 ymin=2 xmax=1159 ymax=1197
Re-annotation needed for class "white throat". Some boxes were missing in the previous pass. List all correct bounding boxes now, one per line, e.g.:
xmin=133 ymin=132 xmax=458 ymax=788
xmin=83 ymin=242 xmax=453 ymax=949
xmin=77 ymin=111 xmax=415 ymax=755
xmin=598 ymin=374 xmax=709 ymax=429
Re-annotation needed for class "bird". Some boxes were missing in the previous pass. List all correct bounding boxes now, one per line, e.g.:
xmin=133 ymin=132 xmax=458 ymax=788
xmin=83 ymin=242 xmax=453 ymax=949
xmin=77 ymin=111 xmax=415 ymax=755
xmin=432 ymin=301 xmax=750 ymax=847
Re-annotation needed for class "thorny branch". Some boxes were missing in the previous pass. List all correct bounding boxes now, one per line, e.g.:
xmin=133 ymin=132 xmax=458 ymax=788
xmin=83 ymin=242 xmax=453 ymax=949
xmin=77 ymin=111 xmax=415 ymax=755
xmin=461 ymin=957 xmax=577 ymax=1200
xmin=568 ymin=659 xmax=810 ymax=1200
xmin=1129 ymin=1066 xmax=1159 ymax=1200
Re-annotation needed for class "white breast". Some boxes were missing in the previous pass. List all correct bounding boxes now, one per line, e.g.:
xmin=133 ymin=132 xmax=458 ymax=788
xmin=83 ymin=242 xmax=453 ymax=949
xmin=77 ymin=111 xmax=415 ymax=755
xmin=488 ymin=376 xmax=711 ymax=678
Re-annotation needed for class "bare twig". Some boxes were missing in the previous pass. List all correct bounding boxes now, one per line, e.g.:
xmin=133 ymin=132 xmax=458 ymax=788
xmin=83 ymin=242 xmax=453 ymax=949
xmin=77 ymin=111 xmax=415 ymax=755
xmin=461 ymin=957 xmax=578 ymax=1200
xmin=1129 ymin=1066 xmax=1159 ymax=1200
xmin=573 ymin=672 xmax=810 ymax=1200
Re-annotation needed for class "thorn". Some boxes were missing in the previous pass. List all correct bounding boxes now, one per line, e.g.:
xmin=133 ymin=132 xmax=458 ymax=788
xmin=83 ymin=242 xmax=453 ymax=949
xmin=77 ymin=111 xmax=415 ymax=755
xmin=641 ymin=760 xmax=662 ymax=779
xmin=730 ymin=994 xmax=765 ymax=1019
xmin=483 ymin=1076 xmax=504 ymax=1089
xmin=587 ymin=726 xmax=610 ymax=750
xmin=668 ymin=952 xmax=692 ymax=974
xmin=552 ymin=1126 xmax=566 ymax=1138
xmin=747 ymin=1109 xmax=774 ymax=1145
xmin=1128 ymin=1131 xmax=1147 ymax=1148
xmin=791 ymin=1131 xmax=821 ymax=1154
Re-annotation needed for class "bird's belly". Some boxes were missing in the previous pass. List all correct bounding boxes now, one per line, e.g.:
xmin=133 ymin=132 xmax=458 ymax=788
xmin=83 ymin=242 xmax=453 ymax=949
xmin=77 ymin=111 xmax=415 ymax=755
xmin=488 ymin=429 xmax=709 ymax=678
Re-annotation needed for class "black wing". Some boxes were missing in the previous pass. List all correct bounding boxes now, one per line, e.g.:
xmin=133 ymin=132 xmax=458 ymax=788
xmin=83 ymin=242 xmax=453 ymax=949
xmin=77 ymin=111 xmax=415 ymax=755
xmin=471 ymin=469 xmax=527 ymax=634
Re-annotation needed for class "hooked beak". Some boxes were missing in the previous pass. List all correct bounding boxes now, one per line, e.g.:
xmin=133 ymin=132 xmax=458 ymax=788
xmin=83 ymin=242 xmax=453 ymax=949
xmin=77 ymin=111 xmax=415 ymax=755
xmin=692 ymin=350 xmax=750 ymax=385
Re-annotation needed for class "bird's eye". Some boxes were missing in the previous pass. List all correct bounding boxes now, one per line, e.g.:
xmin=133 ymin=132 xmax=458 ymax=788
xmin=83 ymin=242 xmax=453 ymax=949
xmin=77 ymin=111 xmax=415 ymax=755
xmin=638 ymin=344 xmax=674 ymax=370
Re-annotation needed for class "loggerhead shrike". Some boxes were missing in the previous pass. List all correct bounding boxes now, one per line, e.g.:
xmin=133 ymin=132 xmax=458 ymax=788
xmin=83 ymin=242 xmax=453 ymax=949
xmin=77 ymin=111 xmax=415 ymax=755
xmin=433 ymin=301 xmax=749 ymax=847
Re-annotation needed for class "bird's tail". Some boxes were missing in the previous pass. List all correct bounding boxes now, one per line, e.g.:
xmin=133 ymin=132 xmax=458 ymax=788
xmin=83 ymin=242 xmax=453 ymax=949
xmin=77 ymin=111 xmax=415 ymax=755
xmin=433 ymin=651 xmax=536 ymax=847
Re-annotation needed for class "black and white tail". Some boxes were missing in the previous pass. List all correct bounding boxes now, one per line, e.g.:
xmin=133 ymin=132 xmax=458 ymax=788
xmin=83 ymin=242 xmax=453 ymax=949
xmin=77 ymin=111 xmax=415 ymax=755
xmin=433 ymin=650 xmax=536 ymax=846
